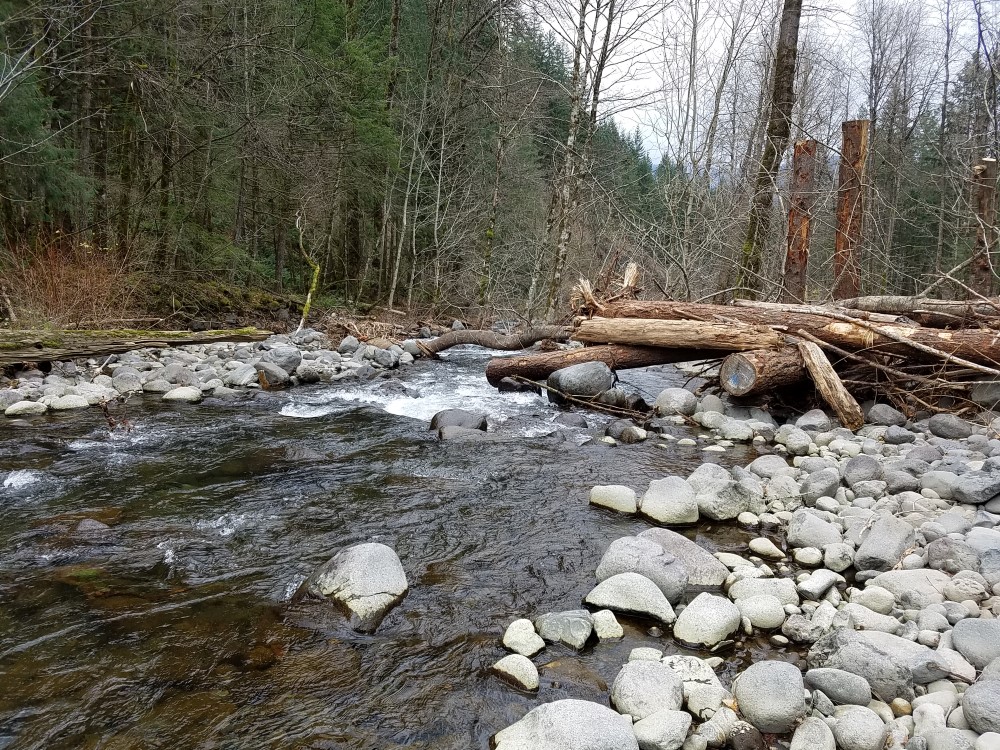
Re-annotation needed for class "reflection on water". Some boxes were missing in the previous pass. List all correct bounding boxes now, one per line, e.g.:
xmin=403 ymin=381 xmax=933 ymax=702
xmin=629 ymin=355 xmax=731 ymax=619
xmin=0 ymin=348 xmax=787 ymax=749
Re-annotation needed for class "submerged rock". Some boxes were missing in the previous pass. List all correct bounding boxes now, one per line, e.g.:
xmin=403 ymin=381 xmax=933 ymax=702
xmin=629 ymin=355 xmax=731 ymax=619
xmin=303 ymin=542 xmax=408 ymax=632
xmin=429 ymin=408 xmax=487 ymax=431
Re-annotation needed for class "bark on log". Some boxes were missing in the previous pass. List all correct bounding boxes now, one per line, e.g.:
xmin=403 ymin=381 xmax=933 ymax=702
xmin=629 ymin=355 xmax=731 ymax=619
xmin=574 ymin=317 xmax=783 ymax=350
xmin=0 ymin=329 xmax=271 ymax=366
xmin=781 ymin=139 xmax=819 ymax=303
xmin=485 ymin=344 xmax=702 ymax=387
xmin=592 ymin=300 xmax=1000 ymax=369
xmin=417 ymin=326 xmax=569 ymax=357
xmin=719 ymin=347 xmax=806 ymax=397
xmin=797 ymin=340 xmax=864 ymax=430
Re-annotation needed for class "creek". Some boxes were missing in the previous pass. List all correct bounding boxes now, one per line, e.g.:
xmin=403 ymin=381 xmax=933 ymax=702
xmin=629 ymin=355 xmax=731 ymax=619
xmin=0 ymin=348 xmax=788 ymax=749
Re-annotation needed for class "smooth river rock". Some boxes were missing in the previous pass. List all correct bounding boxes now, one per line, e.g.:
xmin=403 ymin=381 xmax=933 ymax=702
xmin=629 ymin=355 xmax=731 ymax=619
xmin=640 ymin=477 xmax=699 ymax=524
xmin=733 ymin=660 xmax=806 ymax=733
xmin=611 ymin=660 xmax=684 ymax=720
xmin=951 ymin=618 xmax=1000 ymax=670
xmin=491 ymin=654 xmax=539 ymax=691
xmin=805 ymin=668 xmax=873 ymax=706
xmin=962 ymin=681 xmax=1000 ymax=734
xmin=790 ymin=717 xmax=836 ymax=750
xmin=638 ymin=528 xmax=729 ymax=587
xmin=535 ymin=610 xmax=594 ymax=650
xmin=832 ymin=705 xmax=888 ymax=750
xmin=303 ymin=542 xmax=408 ymax=632
xmin=492 ymin=699 xmax=639 ymax=750
xmin=596 ymin=537 xmax=689 ymax=604
xmin=585 ymin=572 xmax=676 ymax=625
xmin=502 ymin=619 xmax=545 ymax=657
xmin=632 ymin=709 xmax=691 ymax=750
xmin=673 ymin=592 xmax=740 ymax=648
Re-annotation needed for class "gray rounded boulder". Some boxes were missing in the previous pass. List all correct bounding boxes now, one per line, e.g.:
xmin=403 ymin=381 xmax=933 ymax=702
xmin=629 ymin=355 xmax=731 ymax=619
xmin=492 ymin=699 xmax=638 ymax=750
xmin=672 ymin=592 xmax=740 ymax=648
xmin=595 ymin=536 xmax=688 ymax=604
xmin=610 ymin=660 xmax=684 ymax=720
xmin=733 ymin=660 xmax=806 ymax=733
xmin=547 ymin=362 xmax=615 ymax=398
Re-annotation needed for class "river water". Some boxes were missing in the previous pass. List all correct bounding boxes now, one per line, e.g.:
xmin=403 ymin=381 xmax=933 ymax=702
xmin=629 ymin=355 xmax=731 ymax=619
xmin=0 ymin=348 xmax=782 ymax=750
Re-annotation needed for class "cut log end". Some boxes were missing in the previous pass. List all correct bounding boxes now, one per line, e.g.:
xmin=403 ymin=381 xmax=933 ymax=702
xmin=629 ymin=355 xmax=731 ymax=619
xmin=720 ymin=348 xmax=806 ymax=397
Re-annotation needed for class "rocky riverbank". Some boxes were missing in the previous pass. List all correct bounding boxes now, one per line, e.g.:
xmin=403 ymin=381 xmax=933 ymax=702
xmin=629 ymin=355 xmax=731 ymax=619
xmin=488 ymin=376 xmax=1000 ymax=750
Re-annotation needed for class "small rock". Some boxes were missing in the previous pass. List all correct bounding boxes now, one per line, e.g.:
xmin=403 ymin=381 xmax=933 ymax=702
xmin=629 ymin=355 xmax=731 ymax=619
xmin=805 ymin=668 xmax=873 ymax=706
xmin=492 ymin=654 xmax=539 ymax=691
xmin=4 ymin=400 xmax=47 ymax=416
xmin=957 ymin=680 xmax=1000 ymax=734
xmin=633 ymin=709 xmax=692 ymax=750
xmin=654 ymin=388 xmax=697 ymax=416
xmin=162 ymin=386 xmax=203 ymax=403
xmin=749 ymin=538 xmax=784 ymax=559
xmin=790 ymin=716 xmax=836 ymax=750
xmin=535 ymin=610 xmax=593 ymax=650
xmin=868 ymin=404 xmax=907 ymax=427
xmin=928 ymin=413 xmax=974 ymax=439
xmin=590 ymin=485 xmax=638 ymax=514
xmin=832 ymin=705 xmax=888 ymax=750
xmin=502 ymin=619 xmax=545 ymax=657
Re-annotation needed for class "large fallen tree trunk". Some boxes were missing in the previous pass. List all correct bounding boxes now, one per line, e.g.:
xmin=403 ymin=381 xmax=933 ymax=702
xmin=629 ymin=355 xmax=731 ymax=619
xmin=0 ymin=328 xmax=271 ymax=366
xmin=417 ymin=326 xmax=568 ymax=358
xmin=719 ymin=347 xmax=806 ymax=396
xmin=591 ymin=300 xmax=1000 ymax=372
xmin=574 ymin=317 xmax=784 ymax=350
xmin=485 ymin=344 xmax=704 ymax=386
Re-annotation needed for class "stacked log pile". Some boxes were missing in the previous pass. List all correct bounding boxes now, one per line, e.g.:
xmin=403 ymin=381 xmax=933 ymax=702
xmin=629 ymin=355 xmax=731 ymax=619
xmin=486 ymin=292 xmax=1000 ymax=425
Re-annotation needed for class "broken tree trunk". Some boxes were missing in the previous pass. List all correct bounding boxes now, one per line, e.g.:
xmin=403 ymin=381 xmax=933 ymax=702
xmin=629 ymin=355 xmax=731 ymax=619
xmin=591 ymin=300 xmax=1000 ymax=370
xmin=797 ymin=340 xmax=864 ymax=429
xmin=574 ymin=317 xmax=783 ymax=350
xmin=0 ymin=329 xmax=271 ymax=366
xmin=719 ymin=347 xmax=806 ymax=397
xmin=833 ymin=119 xmax=869 ymax=300
xmin=781 ymin=139 xmax=819 ymax=303
xmin=417 ymin=326 xmax=568 ymax=358
xmin=484 ymin=344 xmax=701 ymax=387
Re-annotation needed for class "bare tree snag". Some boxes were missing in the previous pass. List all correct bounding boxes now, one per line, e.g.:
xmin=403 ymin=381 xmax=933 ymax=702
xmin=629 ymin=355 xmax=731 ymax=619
xmin=833 ymin=119 xmax=870 ymax=300
xmin=417 ymin=326 xmax=569 ymax=357
xmin=797 ymin=340 xmax=864 ymax=429
xmin=970 ymin=157 xmax=998 ymax=296
xmin=574 ymin=317 xmax=783 ymax=350
xmin=737 ymin=0 xmax=803 ymax=297
xmin=484 ymin=344 xmax=699 ymax=386
xmin=781 ymin=139 xmax=818 ymax=303
xmin=719 ymin=347 xmax=806 ymax=396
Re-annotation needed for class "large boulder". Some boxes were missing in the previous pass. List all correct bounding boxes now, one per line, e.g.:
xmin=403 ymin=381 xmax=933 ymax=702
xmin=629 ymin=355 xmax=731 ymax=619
xmin=927 ymin=413 xmax=974 ymax=439
xmin=639 ymin=477 xmax=699 ymax=525
xmin=787 ymin=510 xmax=843 ymax=548
xmin=611 ymin=661 xmax=684 ymax=720
xmin=547 ymin=362 xmax=615 ymax=398
xmin=950 ymin=618 xmax=1000 ymax=670
xmin=302 ymin=542 xmax=408 ymax=632
xmin=733 ymin=660 xmax=806 ymax=733
xmin=596 ymin=537 xmax=688 ymax=604
xmin=429 ymin=409 xmax=487 ymax=431
xmin=926 ymin=537 xmax=981 ymax=574
xmin=262 ymin=345 xmax=303 ymax=374
xmin=854 ymin=515 xmax=915 ymax=572
xmin=584 ymin=572 xmax=676 ymax=625
xmin=492 ymin=699 xmax=639 ymax=750
xmin=672 ymin=592 xmax=740 ymax=648
xmin=868 ymin=569 xmax=950 ymax=608
xmin=638 ymin=528 xmax=729 ymax=587
xmin=654 ymin=388 xmax=697 ymax=416
xmin=962 ymin=681 xmax=1000 ymax=735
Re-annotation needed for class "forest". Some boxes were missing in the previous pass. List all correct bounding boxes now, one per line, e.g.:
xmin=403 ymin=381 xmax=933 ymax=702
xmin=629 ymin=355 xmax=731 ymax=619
xmin=0 ymin=0 xmax=999 ymax=326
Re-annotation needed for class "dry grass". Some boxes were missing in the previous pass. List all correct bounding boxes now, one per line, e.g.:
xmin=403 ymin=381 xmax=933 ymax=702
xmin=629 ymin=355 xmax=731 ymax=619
xmin=1 ymin=238 xmax=144 ymax=329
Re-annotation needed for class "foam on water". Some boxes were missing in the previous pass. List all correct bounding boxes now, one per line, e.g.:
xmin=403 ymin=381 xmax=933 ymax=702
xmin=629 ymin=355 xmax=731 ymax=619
xmin=2 ymin=470 xmax=43 ymax=490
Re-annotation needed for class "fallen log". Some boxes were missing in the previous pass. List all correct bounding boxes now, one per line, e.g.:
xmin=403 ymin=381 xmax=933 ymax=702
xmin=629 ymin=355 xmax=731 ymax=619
xmin=574 ymin=317 xmax=783 ymax=350
xmin=797 ymin=340 xmax=864 ymax=429
xmin=719 ymin=348 xmax=806 ymax=397
xmin=485 ymin=344 xmax=703 ymax=387
xmin=0 ymin=328 xmax=272 ymax=366
xmin=416 ymin=326 xmax=568 ymax=358
xmin=591 ymin=300 xmax=1000 ymax=371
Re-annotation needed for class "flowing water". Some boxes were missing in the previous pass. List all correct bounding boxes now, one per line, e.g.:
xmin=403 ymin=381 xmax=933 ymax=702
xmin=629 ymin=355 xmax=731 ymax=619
xmin=0 ymin=348 xmax=792 ymax=750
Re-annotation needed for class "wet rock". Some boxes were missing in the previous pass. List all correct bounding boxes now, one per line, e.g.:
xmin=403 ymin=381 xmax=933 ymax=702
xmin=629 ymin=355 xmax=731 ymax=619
xmin=547 ymin=362 xmax=614 ymax=399
xmin=733 ymin=660 xmax=806 ymax=733
xmin=654 ymin=388 xmax=697 ymax=416
xmin=868 ymin=404 xmax=908 ymax=427
xmin=640 ymin=477 xmax=699 ymax=524
xmin=950 ymin=618 xmax=1000 ymax=669
xmin=303 ymin=542 xmax=408 ymax=632
xmin=584 ymin=572 xmax=676 ymax=625
xmin=805 ymin=668 xmax=873 ymax=706
xmin=4 ymin=400 xmax=47 ymax=416
xmin=503 ymin=618 xmax=544 ymax=657
xmin=928 ymin=414 xmax=975 ymax=439
xmin=492 ymin=654 xmax=539 ymax=691
xmin=611 ymin=660 xmax=684 ymax=720
xmin=429 ymin=408 xmax=487 ymax=431
xmin=672 ymin=592 xmax=740 ymax=648
xmin=832 ymin=705 xmax=888 ymax=750
xmin=958 ymin=681 xmax=1000 ymax=735
xmin=112 ymin=367 xmax=143 ymax=394
xmin=253 ymin=361 xmax=290 ymax=387
xmin=632 ymin=708 xmax=691 ymax=750
xmin=855 ymin=515 xmax=915 ymax=571
xmin=554 ymin=412 xmax=588 ymax=427
xmin=437 ymin=425 xmax=497 ymax=441
xmin=638 ymin=528 xmax=729 ymax=587
xmin=492 ymin=699 xmax=639 ymax=750
xmin=162 ymin=386 xmax=203 ymax=403
xmin=592 ymin=609 xmax=623 ymax=640
xmin=790 ymin=716 xmax=836 ymax=750
xmin=590 ymin=485 xmax=638 ymax=514
xmin=535 ymin=610 xmax=594 ymax=650
xmin=596 ymin=537 xmax=688 ymax=604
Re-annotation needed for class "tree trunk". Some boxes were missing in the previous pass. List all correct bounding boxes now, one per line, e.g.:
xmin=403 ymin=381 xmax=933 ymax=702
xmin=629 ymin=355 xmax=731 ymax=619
xmin=575 ymin=317 xmax=784 ymax=350
xmin=780 ymin=139 xmax=818 ymax=303
xmin=720 ymin=347 xmax=805 ymax=396
xmin=737 ymin=0 xmax=803 ymax=297
xmin=970 ymin=157 xmax=998 ymax=296
xmin=417 ymin=326 xmax=569 ymax=357
xmin=833 ymin=119 xmax=870 ymax=300
xmin=797 ymin=340 xmax=864 ymax=429
xmin=485 ymin=344 xmax=702 ymax=387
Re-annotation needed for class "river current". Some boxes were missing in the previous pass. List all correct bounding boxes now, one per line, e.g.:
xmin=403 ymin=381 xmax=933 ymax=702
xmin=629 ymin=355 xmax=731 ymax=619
xmin=0 ymin=348 xmax=781 ymax=749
